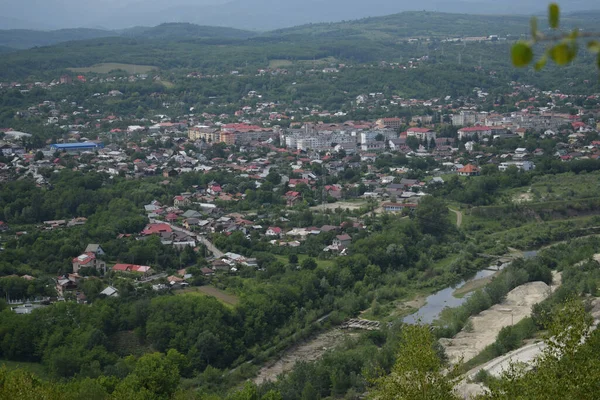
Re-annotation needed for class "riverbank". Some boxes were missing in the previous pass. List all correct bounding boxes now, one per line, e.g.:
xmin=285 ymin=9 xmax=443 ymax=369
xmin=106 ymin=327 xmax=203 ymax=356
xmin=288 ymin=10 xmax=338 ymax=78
xmin=253 ymin=329 xmax=360 ymax=384
xmin=440 ymin=280 xmax=554 ymax=365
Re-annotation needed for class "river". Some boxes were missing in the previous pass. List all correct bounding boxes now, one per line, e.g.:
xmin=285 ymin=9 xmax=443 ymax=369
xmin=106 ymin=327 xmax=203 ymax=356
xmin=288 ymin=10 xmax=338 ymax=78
xmin=403 ymin=250 xmax=538 ymax=324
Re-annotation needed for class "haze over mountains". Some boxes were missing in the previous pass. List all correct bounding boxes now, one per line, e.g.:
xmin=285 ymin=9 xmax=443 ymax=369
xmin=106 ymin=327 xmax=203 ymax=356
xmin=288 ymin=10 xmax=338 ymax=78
xmin=1 ymin=0 xmax=599 ymax=30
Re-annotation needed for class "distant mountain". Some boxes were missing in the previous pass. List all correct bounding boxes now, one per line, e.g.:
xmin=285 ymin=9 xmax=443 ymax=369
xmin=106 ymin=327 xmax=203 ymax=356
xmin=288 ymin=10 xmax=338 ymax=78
xmin=269 ymin=10 xmax=600 ymax=39
xmin=119 ymin=23 xmax=257 ymax=40
xmin=1 ymin=0 xmax=600 ymax=30
xmin=0 ymin=45 xmax=15 ymax=53
xmin=0 ymin=28 xmax=118 ymax=49
xmin=0 ymin=23 xmax=256 ymax=49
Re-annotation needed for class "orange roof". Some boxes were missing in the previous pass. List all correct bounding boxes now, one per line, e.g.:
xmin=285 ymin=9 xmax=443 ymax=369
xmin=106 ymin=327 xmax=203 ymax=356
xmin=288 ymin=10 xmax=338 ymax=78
xmin=458 ymin=164 xmax=480 ymax=173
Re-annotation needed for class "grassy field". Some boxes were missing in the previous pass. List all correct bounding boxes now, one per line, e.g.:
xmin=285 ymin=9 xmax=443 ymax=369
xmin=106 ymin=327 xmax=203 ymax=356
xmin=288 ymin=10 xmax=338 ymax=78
xmin=179 ymin=285 xmax=240 ymax=307
xmin=160 ymin=80 xmax=175 ymax=88
xmin=274 ymin=254 xmax=336 ymax=269
xmin=268 ymin=59 xmax=293 ymax=68
xmin=109 ymin=331 xmax=153 ymax=357
xmin=0 ymin=359 xmax=48 ymax=379
xmin=507 ymin=171 xmax=600 ymax=203
xmin=68 ymin=63 xmax=158 ymax=74
xmin=296 ymin=56 xmax=338 ymax=66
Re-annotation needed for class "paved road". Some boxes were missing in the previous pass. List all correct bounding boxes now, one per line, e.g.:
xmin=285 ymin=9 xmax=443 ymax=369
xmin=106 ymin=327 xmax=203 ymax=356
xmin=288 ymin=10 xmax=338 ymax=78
xmin=449 ymin=208 xmax=463 ymax=227
xmin=149 ymin=219 xmax=224 ymax=258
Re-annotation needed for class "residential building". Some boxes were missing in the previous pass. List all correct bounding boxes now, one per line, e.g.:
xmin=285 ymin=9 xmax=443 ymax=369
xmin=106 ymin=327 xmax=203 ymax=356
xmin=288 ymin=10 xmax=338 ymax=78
xmin=112 ymin=264 xmax=153 ymax=276
xmin=72 ymin=253 xmax=107 ymax=274
xmin=382 ymin=203 xmax=418 ymax=212
xmin=457 ymin=164 xmax=481 ymax=176
xmin=376 ymin=117 xmax=403 ymax=130
xmin=333 ymin=234 xmax=352 ymax=248
xmin=499 ymin=161 xmax=535 ymax=171
xmin=406 ymin=127 xmax=436 ymax=142
xmin=458 ymin=126 xmax=493 ymax=140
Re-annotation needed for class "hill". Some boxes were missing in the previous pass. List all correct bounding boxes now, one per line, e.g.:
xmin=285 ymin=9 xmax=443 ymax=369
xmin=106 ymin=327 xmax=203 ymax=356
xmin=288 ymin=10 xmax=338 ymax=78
xmin=0 ymin=23 xmax=256 ymax=49
xmin=0 ymin=28 xmax=118 ymax=49
xmin=1 ymin=10 xmax=599 ymax=83
xmin=270 ymin=10 xmax=600 ymax=39
xmin=2 ymin=0 xmax=600 ymax=30
xmin=119 ymin=23 xmax=257 ymax=40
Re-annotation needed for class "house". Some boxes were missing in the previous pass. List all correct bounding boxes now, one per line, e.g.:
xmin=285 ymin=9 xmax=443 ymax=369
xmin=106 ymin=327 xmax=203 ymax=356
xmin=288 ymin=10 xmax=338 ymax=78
xmin=72 ymin=252 xmax=107 ymax=274
xmin=55 ymin=274 xmax=80 ymax=296
xmin=84 ymin=244 xmax=105 ymax=256
xmin=499 ymin=161 xmax=535 ymax=172
xmin=183 ymin=218 xmax=200 ymax=230
xmin=333 ymin=234 xmax=352 ymax=248
xmin=389 ymin=138 xmax=407 ymax=151
xmin=112 ymin=264 xmax=153 ymax=276
xmin=200 ymin=267 xmax=215 ymax=276
xmin=285 ymin=191 xmax=301 ymax=206
xmin=266 ymin=227 xmax=283 ymax=237
xmin=100 ymin=286 xmax=119 ymax=297
xmin=174 ymin=195 xmax=191 ymax=207
xmin=514 ymin=148 xmax=529 ymax=160
xmin=182 ymin=210 xmax=202 ymax=219
xmin=141 ymin=223 xmax=172 ymax=235
xmin=457 ymin=164 xmax=480 ymax=176
xmin=0 ymin=221 xmax=8 ymax=232
xmin=208 ymin=184 xmax=222 ymax=196
xmin=382 ymin=203 xmax=418 ymax=212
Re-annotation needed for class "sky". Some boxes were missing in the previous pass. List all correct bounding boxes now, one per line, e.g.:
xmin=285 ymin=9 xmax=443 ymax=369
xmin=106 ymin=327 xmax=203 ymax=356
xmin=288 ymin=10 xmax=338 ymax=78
xmin=0 ymin=0 xmax=598 ymax=30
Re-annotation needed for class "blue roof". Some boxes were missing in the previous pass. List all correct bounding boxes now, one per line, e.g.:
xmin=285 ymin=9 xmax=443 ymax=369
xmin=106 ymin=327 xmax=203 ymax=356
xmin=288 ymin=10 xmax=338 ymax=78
xmin=50 ymin=142 xmax=104 ymax=149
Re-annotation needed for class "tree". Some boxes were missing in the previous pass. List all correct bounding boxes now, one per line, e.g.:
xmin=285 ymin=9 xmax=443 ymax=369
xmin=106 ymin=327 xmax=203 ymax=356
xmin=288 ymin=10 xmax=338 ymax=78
xmin=483 ymin=298 xmax=596 ymax=400
xmin=301 ymin=258 xmax=317 ymax=270
xmin=288 ymin=254 xmax=298 ymax=264
xmin=266 ymin=171 xmax=281 ymax=185
xmin=511 ymin=3 xmax=600 ymax=70
xmin=113 ymin=352 xmax=181 ymax=399
xmin=415 ymin=196 xmax=452 ymax=237
xmin=370 ymin=324 xmax=459 ymax=400
xmin=34 ymin=151 xmax=44 ymax=161
xmin=406 ymin=136 xmax=420 ymax=151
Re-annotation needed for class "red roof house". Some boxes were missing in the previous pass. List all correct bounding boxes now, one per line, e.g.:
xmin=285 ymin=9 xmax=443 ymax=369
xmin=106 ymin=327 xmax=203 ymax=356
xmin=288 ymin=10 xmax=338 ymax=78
xmin=141 ymin=223 xmax=172 ymax=235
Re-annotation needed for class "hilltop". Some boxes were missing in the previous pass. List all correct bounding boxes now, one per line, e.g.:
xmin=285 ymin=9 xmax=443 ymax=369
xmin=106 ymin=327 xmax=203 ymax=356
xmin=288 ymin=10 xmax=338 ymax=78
xmin=0 ymin=23 xmax=256 ymax=49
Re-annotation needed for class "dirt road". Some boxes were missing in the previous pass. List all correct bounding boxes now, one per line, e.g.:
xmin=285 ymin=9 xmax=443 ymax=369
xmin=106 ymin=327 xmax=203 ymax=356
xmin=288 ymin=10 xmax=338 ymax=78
xmin=449 ymin=208 xmax=463 ymax=228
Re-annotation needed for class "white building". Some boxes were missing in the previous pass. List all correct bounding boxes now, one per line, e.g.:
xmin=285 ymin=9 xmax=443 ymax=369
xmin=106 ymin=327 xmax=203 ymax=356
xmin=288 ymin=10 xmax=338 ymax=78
xmin=499 ymin=161 xmax=535 ymax=171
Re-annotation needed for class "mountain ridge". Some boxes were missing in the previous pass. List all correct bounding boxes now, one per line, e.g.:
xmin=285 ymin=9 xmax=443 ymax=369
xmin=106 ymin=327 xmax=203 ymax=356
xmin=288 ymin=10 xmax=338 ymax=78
xmin=1 ymin=0 xmax=599 ymax=31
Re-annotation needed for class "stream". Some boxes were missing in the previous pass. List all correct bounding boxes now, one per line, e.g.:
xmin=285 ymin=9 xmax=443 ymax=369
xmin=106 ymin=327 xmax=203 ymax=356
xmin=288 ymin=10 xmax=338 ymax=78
xmin=403 ymin=251 xmax=538 ymax=324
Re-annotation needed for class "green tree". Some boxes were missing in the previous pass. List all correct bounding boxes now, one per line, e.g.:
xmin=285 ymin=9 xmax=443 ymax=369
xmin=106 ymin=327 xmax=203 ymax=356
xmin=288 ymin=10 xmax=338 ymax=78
xmin=415 ymin=196 xmax=452 ymax=237
xmin=370 ymin=324 xmax=459 ymax=400
xmin=482 ymin=298 xmax=595 ymax=400
xmin=114 ymin=352 xmax=181 ymax=399
xmin=301 ymin=258 xmax=317 ymax=270
xmin=511 ymin=3 xmax=600 ymax=70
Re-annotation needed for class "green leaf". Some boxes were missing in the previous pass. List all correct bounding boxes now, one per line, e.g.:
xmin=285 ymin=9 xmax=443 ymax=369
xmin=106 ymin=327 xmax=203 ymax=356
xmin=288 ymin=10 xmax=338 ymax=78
xmin=568 ymin=29 xmax=579 ymax=40
xmin=588 ymin=40 xmax=600 ymax=54
xmin=549 ymin=3 xmax=560 ymax=29
xmin=534 ymin=56 xmax=547 ymax=71
xmin=530 ymin=17 xmax=539 ymax=40
xmin=550 ymin=43 xmax=576 ymax=65
xmin=512 ymin=42 xmax=534 ymax=67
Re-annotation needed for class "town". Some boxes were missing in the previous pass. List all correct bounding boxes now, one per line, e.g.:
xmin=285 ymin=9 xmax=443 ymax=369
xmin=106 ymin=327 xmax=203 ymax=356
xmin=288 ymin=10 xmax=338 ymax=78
xmin=2 ymin=8 xmax=600 ymax=400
